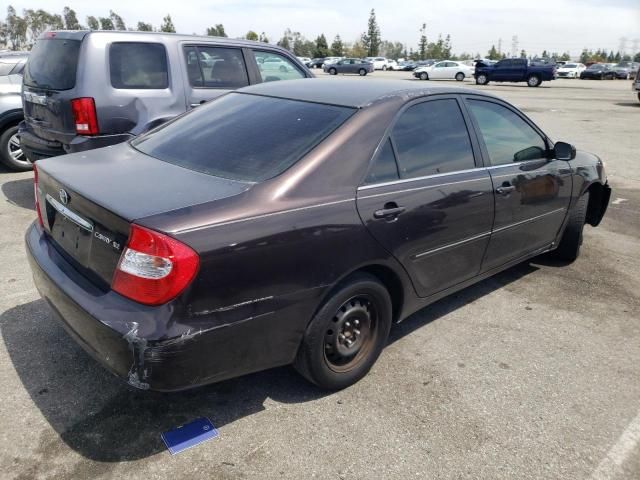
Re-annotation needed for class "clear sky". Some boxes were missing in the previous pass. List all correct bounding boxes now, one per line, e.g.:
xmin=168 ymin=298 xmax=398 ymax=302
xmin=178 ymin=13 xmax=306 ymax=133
xmin=7 ymin=0 xmax=640 ymax=57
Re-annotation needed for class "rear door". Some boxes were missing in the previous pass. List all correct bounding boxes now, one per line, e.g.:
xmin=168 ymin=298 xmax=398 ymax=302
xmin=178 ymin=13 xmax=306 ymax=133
xmin=356 ymin=96 xmax=494 ymax=297
xmin=463 ymin=96 xmax=572 ymax=270
xmin=182 ymin=45 xmax=250 ymax=109
xmin=493 ymin=59 xmax=515 ymax=81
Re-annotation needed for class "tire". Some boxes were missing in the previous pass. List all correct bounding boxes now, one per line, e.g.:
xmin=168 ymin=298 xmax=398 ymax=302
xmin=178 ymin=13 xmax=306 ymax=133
xmin=455 ymin=72 xmax=465 ymax=82
xmin=358 ymin=68 xmax=367 ymax=76
xmin=527 ymin=75 xmax=541 ymax=87
xmin=553 ymin=192 xmax=590 ymax=262
xmin=294 ymin=273 xmax=392 ymax=390
xmin=329 ymin=67 xmax=337 ymax=75
xmin=476 ymin=73 xmax=489 ymax=85
xmin=382 ymin=65 xmax=387 ymax=71
xmin=0 ymin=125 xmax=32 ymax=172
xmin=637 ymin=92 xmax=640 ymax=103
xmin=419 ymin=72 xmax=428 ymax=81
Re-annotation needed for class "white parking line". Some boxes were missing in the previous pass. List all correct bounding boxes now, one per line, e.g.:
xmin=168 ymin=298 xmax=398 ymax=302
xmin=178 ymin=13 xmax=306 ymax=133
xmin=611 ymin=198 xmax=628 ymax=205
xmin=591 ymin=409 xmax=640 ymax=480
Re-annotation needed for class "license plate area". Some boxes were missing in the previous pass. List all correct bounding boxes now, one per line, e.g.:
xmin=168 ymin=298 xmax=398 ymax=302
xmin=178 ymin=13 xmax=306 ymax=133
xmin=46 ymin=194 xmax=94 ymax=267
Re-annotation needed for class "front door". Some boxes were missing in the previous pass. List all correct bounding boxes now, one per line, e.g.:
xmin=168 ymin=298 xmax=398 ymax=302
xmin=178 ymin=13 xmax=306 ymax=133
xmin=463 ymin=97 xmax=572 ymax=270
xmin=356 ymin=96 xmax=494 ymax=297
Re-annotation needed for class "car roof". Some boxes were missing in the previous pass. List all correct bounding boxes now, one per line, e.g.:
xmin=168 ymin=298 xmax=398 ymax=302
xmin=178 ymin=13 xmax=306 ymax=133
xmin=238 ymin=78 xmax=495 ymax=108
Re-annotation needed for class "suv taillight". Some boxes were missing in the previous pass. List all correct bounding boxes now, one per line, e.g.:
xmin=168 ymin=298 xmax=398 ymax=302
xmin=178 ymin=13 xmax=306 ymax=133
xmin=33 ymin=164 xmax=44 ymax=227
xmin=70 ymin=97 xmax=99 ymax=135
xmin=112 ymin=225 xmax=199 ymax=306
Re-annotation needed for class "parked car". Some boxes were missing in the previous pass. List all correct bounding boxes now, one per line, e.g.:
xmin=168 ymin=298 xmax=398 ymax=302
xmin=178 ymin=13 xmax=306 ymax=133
xmin=0 ymin=53 xmax=29 ymax=171
xmin=579 ymin=63 xmax=615 ymax=80
xmin=392 ymin=60 xmax=416 ymax=71
xmin=296 ymin=56 xmax=312 ymax=66
xmin=27 ymin=78 xmax=610 ymax=392
xmin=322 ymin=57 xmax=343 ymax=66
xmin=413 ymin=60 xmax=474 ymax=81
xmin=556 ymin=63 xmax=586 ymax=79
xmin=633 ymin=66 xmax=640 ymax=102
xmin=19 ymin=31 xmax=312 ymax=162
xmin=365 ymin=57 xmax=392 ymax=70
xmin=612 ymin=62 xmax=639 ymax=80
xmin=308 ymin=57 xmax=325 ymax=68
xmin=324 ymin=58 xmax=374 ymax=76
xmin=415 ymin=59 xmax=437 ymax=68
xmin=475 ymin=58 xmax=556 ymax=87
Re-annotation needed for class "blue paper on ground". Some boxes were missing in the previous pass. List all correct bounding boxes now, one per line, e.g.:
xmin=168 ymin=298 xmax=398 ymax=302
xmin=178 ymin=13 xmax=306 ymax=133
xmin=162 ymin=417 xmax=219 ymax=455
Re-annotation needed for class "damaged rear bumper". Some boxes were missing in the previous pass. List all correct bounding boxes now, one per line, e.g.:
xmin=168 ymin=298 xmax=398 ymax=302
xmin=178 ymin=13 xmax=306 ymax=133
xmin=25 ymin=223 xmax=322 ymax=391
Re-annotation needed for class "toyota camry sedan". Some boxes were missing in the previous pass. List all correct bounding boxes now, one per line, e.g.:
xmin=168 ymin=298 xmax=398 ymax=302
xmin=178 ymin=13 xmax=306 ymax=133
xmin=26 ymin=79 xmax=611 ymax=392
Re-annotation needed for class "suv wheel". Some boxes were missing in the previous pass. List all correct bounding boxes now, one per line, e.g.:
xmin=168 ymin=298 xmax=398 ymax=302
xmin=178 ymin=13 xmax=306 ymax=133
xmin=527 ymin=75 xmax=541 ymax=87
xmin=476 ymin=73 xmax=489 ymax=85
xmin=0 ymin=125 xmax=32 ymax=172
xmin=294 ymin=273 xmax=392 ymax=390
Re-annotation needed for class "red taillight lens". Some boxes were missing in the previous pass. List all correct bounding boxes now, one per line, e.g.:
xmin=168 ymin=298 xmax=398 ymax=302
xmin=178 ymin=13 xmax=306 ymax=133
xmin=112 ymin=225 xmax=199 ymax=306
xmin=70 ymin=97 xmax=99 ymax=135
xmin=33 ymin=164 xmax=44 ymax=227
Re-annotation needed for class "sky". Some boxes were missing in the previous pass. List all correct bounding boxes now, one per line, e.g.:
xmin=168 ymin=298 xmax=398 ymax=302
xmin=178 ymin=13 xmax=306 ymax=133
xmin=7 ymin=0 xmax=640 ymax=57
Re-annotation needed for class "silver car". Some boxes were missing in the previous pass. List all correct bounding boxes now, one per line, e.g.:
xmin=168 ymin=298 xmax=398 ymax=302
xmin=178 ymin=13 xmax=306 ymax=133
xmin=0 ymin=53 xmax=29 ymax=171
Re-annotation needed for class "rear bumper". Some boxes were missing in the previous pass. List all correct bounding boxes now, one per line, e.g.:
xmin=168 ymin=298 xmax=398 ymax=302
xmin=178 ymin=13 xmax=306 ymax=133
xmin=19 ymin=126 xmax=133 ymax=161
xmin=26 ymin=223 xmax=320 ymax=391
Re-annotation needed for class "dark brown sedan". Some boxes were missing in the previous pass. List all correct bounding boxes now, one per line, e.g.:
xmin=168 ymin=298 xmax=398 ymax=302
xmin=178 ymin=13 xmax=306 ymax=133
xmin=26 ymin=79 xmax=610 ymax=391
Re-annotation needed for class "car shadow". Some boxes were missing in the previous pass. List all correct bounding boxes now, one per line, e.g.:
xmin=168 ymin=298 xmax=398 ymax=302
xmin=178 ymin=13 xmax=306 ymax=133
xmin=2 ymin=177 xmax=35 ymax=210
xmin=614 ymin=102 xmax=640 ymax=108
xmin=1 ymin=260 xmax=540 ymax=462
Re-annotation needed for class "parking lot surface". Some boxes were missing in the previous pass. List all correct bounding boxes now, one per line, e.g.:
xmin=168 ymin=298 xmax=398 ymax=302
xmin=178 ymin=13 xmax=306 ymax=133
xmin=1 ymin=74 xmax=638 ymax=479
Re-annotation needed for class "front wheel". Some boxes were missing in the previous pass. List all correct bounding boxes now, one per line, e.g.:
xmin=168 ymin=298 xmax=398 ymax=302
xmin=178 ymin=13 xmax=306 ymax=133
xmin=553 ymin=192 xmax=589 ymax=262
xmin=294 ymin=273 xmax=392 ymax=390
xmin=527 ymin=75 xmax=541 ymax=87
xmin=419 ymin=72 xmax=428 ymax=81
xmin=476 ymin=73 xmax=489 ymax=85
xmin=358 ymin=68 xmax=367 ymax=76
xmin=382 ymin=65 xmax=387 ymax=71
xmin=455 ymin=72 xmax=465 ymax=82
xmin=0 ymin=125 xmax=32 ymax=172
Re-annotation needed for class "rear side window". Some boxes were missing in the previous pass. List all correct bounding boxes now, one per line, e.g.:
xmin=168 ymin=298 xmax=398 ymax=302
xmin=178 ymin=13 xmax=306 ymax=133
xmin=24 ymin=38 xmax=81 ymax=90
xmin=391 ymin=99 xmax=475 ymax=178
xmin=132 ymin=93 xmax=355 ymax=182
xmin=365 ymin=139 xmax=399 ymax=184
xmin=110 ymin=42 xmax=168 ymax=89
xmin=183 ymin=46 xmax=249 ymax=88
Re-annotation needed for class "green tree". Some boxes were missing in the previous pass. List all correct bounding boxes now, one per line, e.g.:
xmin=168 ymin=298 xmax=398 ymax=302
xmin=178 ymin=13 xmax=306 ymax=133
xmin=86 ymin=15 xmax=99 ymax=30
xmin=487 ymin=44 xmax=500 ymax=60
xmin=259 ymin=32 xmax=269 ymax=43
xmin=6 ymin=6 xmax=28 ymax=50
xmin=99 ymin=17 xmax=114 ymax=30
xmin=418 ymin=23 xmax=427 ymax=60
xmin=520 ymin=49 xmax=527 ymax=59
xmin=380 ymin=40 xmax=403 ymax=59
xmin=24 ymin=9 xmax=63 ymax=44
xmin=314 ymin=33 xmax=329 ymax=57
xmin=277 ymin=28 xmax=292 ymax=50
xmin=346 ymin=40 xmax=367 ymax=58
xmin=634 ymin=52 xmax=640 ymax=62
xmin=579 ymin=49 xmax=590 ymax=64
xmin=137 ymin=21 xmax=153 ymax=31
xmin=206 ymin=24 xmax=226 ymax=37
xmin=361 ymin=8 xmax=381 ymax=56
xmin=110 ymin=10 xmax=126 ymax=30
xmin=559 ymin=52 xmax=571 ymax=61
xmin=62 ymin=7 xmax=81 ymax=30
xmin=331 ymin=34 xmax=344 ymax=56
xmin=245 ymin=30 xmax=258 ymax=41
xmin=160 ymin=14 xmax=175 ymax=33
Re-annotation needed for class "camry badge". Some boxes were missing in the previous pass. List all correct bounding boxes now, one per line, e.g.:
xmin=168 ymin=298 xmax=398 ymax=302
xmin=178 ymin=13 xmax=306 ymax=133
xmin=59 ymin=188 xmax=69 ymax=205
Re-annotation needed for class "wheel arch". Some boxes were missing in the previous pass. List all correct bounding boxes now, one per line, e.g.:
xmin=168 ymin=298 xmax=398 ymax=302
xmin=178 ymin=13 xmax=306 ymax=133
xmin=585 ymin=181 xmax=611 ymax=227
xmin=0 ymin=110 xmax=24 ymax=132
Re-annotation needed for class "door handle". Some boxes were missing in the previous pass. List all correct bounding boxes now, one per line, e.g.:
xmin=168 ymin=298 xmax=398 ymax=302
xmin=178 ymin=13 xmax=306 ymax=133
xmin=496 ymin=185 xmax=516 ymax=195
xmin=373 ymin=203 xmax=405 ymax=220
xmin=190 ymin=101 xmax=207 ymax=108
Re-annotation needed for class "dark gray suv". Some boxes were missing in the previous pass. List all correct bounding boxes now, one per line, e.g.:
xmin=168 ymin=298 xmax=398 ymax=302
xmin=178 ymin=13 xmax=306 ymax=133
xmin=20 ymin=31 xmax=312 ymax=161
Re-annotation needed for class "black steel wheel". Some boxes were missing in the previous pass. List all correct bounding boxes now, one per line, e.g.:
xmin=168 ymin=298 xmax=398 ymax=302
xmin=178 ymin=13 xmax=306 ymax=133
xmin=294 ymin=273 xmax=392 ymax=390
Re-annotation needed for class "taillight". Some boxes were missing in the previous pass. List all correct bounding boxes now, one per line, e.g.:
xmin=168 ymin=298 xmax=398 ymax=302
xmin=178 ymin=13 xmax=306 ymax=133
xmin=33 ymin=164 xmax=44 ymax=227
xmin=70 ymin=97 xmax=99 ymax=135
xmin=112 ymin=225 xmax=199 ymax=306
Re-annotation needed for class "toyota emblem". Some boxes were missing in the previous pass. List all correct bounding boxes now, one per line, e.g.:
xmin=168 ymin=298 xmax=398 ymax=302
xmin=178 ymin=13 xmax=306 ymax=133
xmin=59 ymin=188 xmax=69 ymax=205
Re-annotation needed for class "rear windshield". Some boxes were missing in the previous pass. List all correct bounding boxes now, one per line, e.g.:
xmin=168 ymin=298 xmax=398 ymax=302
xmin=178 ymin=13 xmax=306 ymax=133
xmin=24 ymin=38 xmax=81 ymax=90
xmin=132 ymin=93 xmax=355 ymax=182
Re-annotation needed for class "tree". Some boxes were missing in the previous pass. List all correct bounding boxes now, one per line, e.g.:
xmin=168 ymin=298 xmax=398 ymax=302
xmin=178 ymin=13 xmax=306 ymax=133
xmin=361 ymin=8 xmax=381 ymax=56
xmin=259 ymin=32 xmax=269 ymax=43
xmin=23 ymin=9 xmax=63 ymax=44
xmin=559 ymin=52 xmax=571 ymax=61
xmin=245 ymin=30 xmax=258 ymax=41
xmin=110 ymin=10 xmax=126 ymax=31
xmin=99 ymin=17 xmax=114 ymax=30
xmin=206 ymin=24 xmax=226 ymax=37
xmin=331 ymin=34 xmax=344 ymax=56
xmin=277 ymin=29 xmax=292 ymax=50
xmin=137 ymin=21 xmax=153 ymax=31
xmin=345 ymin=40 xmax=367 ymax=59
xmin=313 ymin=33 xmax=329 ymax=58
xmin=487 ymin=45 xmax=500 ymax=60
xmin=520 ymin=49 xmax=527 ymax=59
xmin=62 ymin=7 xmax=81 ymax=30
xmin=6 ymin=6 xmax=28 ymax=50
xmin=160 ymin=14 xmax=175 ymax=33
xmin=634 ymin=52 xmax=640 ymax=63
xmin=86 ymin=15 xmax=99 ymax=30
xmin=418 ymin=23 xmax=427 ymax=60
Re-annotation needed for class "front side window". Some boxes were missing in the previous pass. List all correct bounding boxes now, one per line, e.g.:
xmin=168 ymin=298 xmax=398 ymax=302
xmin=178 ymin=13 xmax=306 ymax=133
xmin=467 ymin=99 xmax=547 ymax=166
xmin=391 ymin=98 xmax=476 ymax=179
xmin=110 ymin=42 xmax=168 ymax=89
xmin=132 ymin=93 xmax=354 ymax=182
xmin=252 ymin=51 xmax=305 ymax=82
xmin=183 ymin=46 xmax=249 ymax=88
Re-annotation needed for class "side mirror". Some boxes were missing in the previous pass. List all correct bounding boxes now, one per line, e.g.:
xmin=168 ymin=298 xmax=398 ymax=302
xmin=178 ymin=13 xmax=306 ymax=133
xmin=553 ymin=141 xmax=576 ymax=161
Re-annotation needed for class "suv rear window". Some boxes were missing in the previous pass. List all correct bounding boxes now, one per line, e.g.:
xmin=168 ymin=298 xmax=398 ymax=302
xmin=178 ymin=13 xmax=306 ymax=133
xmin=110 ymin=42 xmax=168 ymax=89
xmin=132 ymin=93 xmax=355 ymax=182
xmin=24 ymin=39 xmax=81 ymax=90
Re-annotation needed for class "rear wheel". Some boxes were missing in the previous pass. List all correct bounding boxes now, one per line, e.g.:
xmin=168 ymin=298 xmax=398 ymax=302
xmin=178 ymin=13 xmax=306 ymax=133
xmin=294 ymin=273 xmax=392 ymax=390
xmin=419 ymin=72 xmax=428 ymax=81
xmin=476 ymin=73 xmax=489 ymax=85
xmin=553 ymin=192 xmax=589 ymax=262
xmin=329 ymin=67 xmax=337 ymax=75
xmin=382 ymin=65 xmax=387 ymax=71
xmin=455 ymin=72 xmax=465 ymax=82
xmin=527 ymin=75 xmax=541 ymax=87
xmin=0 ymin=125 xmax=32 ymax=172
xmin=358 ymin=68 xmax=367 ymax=76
